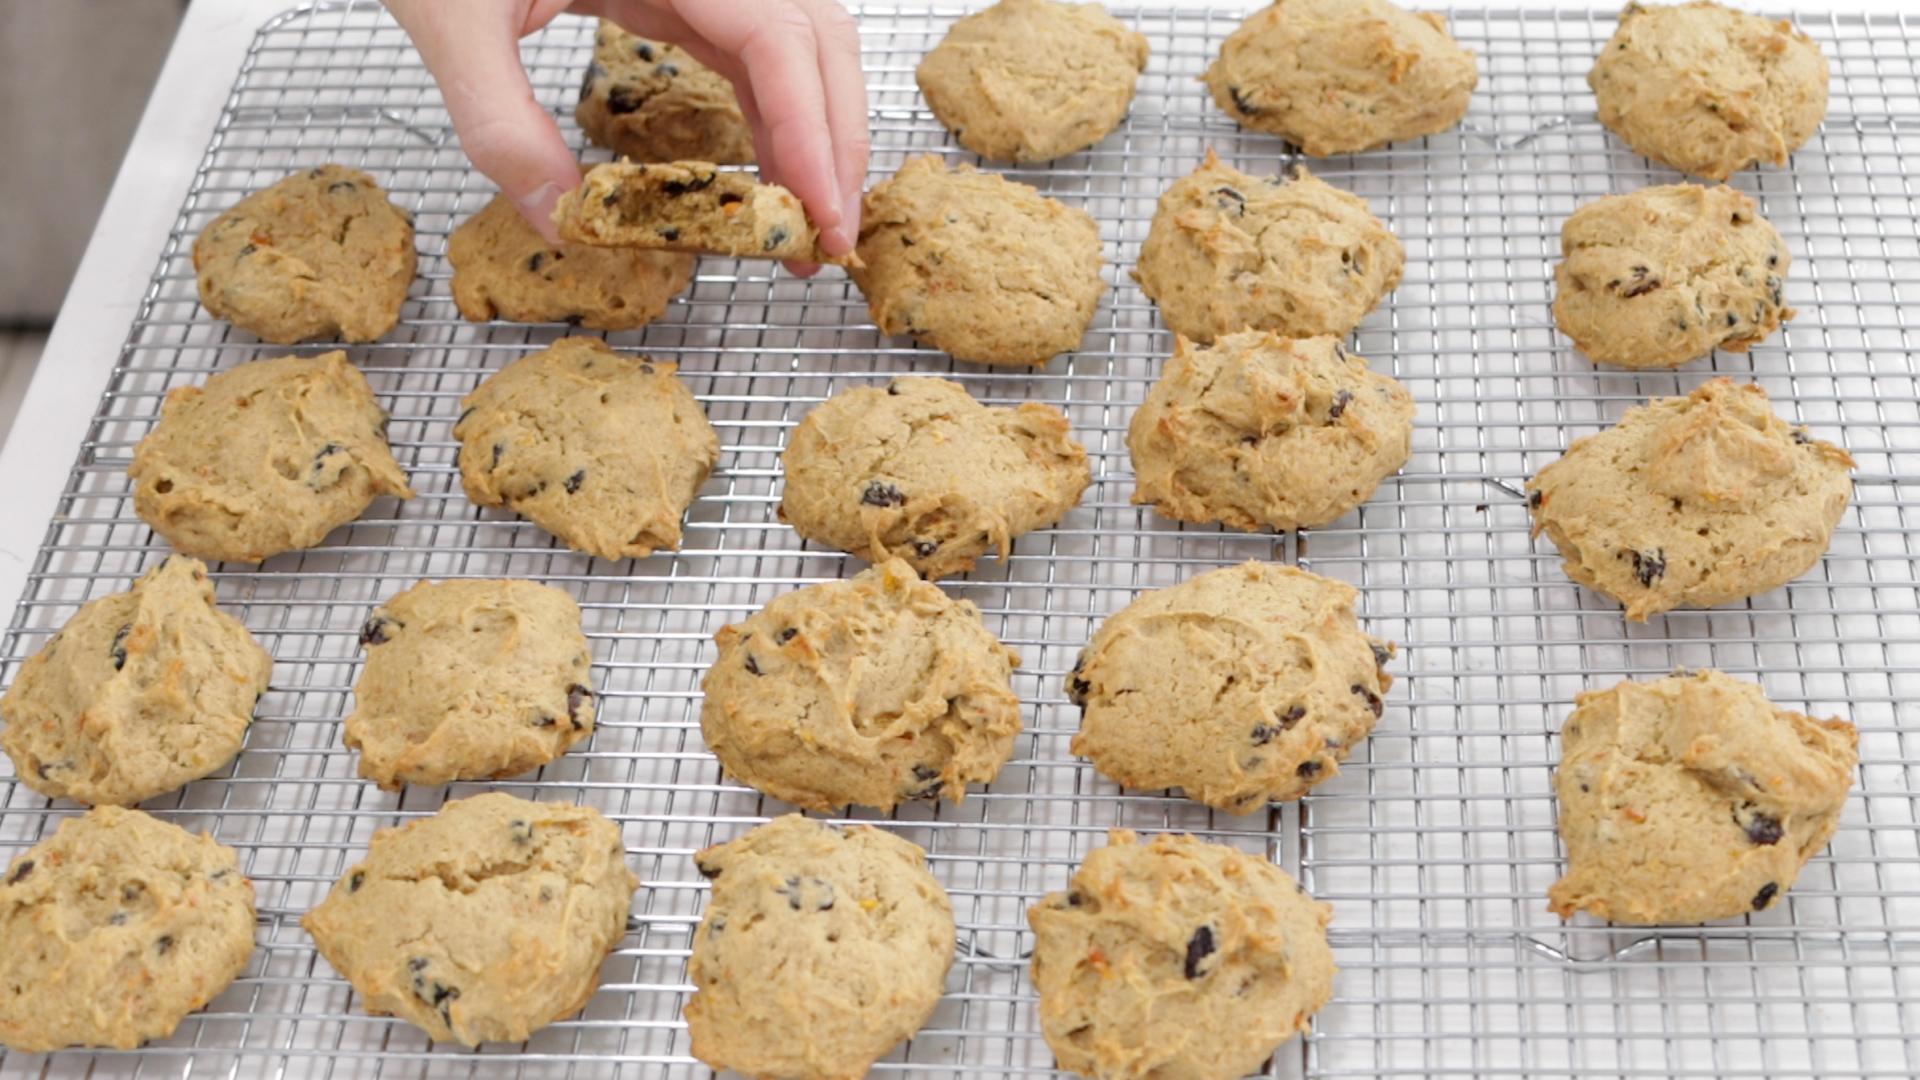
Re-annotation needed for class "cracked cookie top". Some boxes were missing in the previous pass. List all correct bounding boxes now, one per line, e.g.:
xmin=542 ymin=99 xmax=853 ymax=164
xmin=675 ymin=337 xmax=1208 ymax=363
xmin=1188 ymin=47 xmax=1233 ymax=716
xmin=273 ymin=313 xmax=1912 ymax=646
xmin=129 ymin=352 xmax=414 ymax=564
xmin=0 ymin=807 xmax=256 ymax=1052
xmin=851 ymin=155 xmax=1107 ymax=366
xmin=192 ymin=164 xmax=416 ymax=344
xmin=454 ymin=337 xmax=719 ymax=561
xmin=1203 ymin=0 xmax=1478 ymax=156
xmin=1555 ymin=184 xmax=1793 ymax=369
xmin=448 ymin=194 xmax=695 ymax=331
xmin=301 ymin=793 xmax=637 ymax=1046
xmin=1028 ymin=829 xmax=1334 ymax=1080
xmin=699 ymin=559 xmax=1022 ymax=812
xmin=1550 ymin=669 xmax=1857 ymax=924
xmin=779 ymin=376 xmax=1092 ymax=580
xmin=1069 ymin=561 xmax=1393 ymax=813
xmin=1 ymin=556 xmax=271 ymax=806
xmin=685 ymin=815 xmax=954 ymax=1080
xmin=916 ymin=0 xmax=1150 ymax=163
xmin=1135 ymin=152 xmax=1403 ymax=344
xmin=1526 ymin=378 xmax=1853 ymax=621
xmin=1590 ymin=1 xmax=1828 ymax=181
xmin=575 ymin=19 xmax=753 ymax=164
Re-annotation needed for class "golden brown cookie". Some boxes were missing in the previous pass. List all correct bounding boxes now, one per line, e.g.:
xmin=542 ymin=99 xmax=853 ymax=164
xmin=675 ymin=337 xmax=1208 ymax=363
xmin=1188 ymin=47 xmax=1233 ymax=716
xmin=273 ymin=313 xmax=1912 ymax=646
xmin=447 ymin=194 xmax=695 ymax=330
xmin=1205 ymin=0 xmax=1478 ymax=155
xmin=553 ymin=160 xmax=849 ymax=265
xmin=851 ymin=155 xmax=1106 ymax=366
xmin=1526 ymin=378 xmax=1854 ymax=621
xmin=302 ymin=793 xmax=637 ymax=1046
xmin=1069 ymin=562 xmax=1393 ymax=813
xmin=345 ymin=579 xmax=595 ymax=790
xmin=1550 ymin=669 xmax=1857 ymax=924
xmin=700 ymin=559 xmax=1022 ymax=812
xmin=1134 ymin=152 xmax=1403 ymax=344
xmin=454 ymin=337 xmax=719 ymax=561
xmin=686 ymin=816 xmax=954 ymax=1080
xmin=0 ymin=807 xmax=256 ymax=1052
xmin=575 ymin=19 xmax=754 ymax=164
xmin=1128 ymin=331 xmax=1414 ymax=531
xmin=779 ymin=376 xmax=1092 ymax=579
xmin=1590 ymin=1 xmax=1829 ymax=181
xmin=128 ymin=352 xmax=414 ymax=564
xmin=1028 ymin=830 xmax=1334 ymax=1080
xmin=1555 ymin=184 xmax=1793 ymax=369
xmin=917 ymin=0 xmax=1150 ymax=162
xmin=192 ymin=164 xmax=416 ymax=343
xmin=1 ymin=556 xmax=271 ymax=806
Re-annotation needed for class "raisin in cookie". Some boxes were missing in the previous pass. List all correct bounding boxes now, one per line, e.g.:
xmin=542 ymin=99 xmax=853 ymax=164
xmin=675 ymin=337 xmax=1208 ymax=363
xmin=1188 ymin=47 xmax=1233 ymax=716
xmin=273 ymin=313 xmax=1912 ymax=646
xmin=0 ymin=807 xmax=256 ymax=1052
xmin=346 ymin=579 xmax=595 ymax=790
xmin=448 ymin=194 xmax=695 ymax=331
xmin=1526 ymin=378 xmax=1853 ymax=621
xmin=455 ymin=337 xmax=718 ymax=561
xmin=1550 ymin=669 xmax=1857 ymax=924
xmin=917 ymin=0 xmax=1150 ymax=162
xmin=1028 ymin=830 xmax=1334 ymax=1080
xmin=302 ymin=793 xmax=637 ymax=1046
xmin=129 ymin=352 xmax=414 ymax=564
xmin=192 ymin=164 xmax=416 ymax=343
xmin=1590 ymin=2 xmax=1829 ymax=182
xmin=1069 ymin=562 xmax=1392 ymax=813
xmin=1555 ymin=184 xmax=1792 ymax=369
xmin=1135 ymin=152 xmax=1403 ymax=344
xmin=1129 ymin=332 xmax=1414 ymax=532
xmin=575 ymin=19 xmax=754 ymax=164
xmin=686 ymin=815 xmax=954 ymax=1080
xmin=780 ymin=377 xmax=1092 ymax=579
xmin=1205 ymin=0 xmax=1478 ymax=156
xmin=553 ymin=161 xmax=848 ymax=265
xmin=700 ymin=560 xmax=1022 ymax=812
xmin=852 ymin=156 xmax=1105 ymax=366
xmin=1 ymin=557 xmax=270 ymax=806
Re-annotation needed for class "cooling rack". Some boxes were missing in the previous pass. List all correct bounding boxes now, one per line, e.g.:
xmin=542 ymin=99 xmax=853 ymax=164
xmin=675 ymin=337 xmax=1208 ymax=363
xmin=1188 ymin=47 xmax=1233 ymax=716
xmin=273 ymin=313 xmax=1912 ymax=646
xmin=2 ymin=1 xmax=1917 ymax=1077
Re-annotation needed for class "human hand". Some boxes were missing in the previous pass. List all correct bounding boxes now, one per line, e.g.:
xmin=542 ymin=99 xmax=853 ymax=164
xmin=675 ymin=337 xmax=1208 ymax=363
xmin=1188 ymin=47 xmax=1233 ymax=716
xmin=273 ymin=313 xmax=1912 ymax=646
xmin=384 ymin=0 xmax=869 ymax=272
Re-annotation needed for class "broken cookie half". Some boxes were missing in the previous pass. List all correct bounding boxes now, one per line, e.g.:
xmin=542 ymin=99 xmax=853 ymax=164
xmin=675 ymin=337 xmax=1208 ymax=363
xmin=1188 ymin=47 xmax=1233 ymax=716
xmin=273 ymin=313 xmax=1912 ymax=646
xmin=552 ymin=160 xmax=857 ymax=266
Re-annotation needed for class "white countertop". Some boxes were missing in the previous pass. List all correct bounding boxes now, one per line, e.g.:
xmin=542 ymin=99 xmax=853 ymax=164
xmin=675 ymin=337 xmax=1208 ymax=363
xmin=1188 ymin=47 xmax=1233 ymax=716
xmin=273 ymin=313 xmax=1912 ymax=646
xmin=0 ymin=0 xmax=1906 ymax=617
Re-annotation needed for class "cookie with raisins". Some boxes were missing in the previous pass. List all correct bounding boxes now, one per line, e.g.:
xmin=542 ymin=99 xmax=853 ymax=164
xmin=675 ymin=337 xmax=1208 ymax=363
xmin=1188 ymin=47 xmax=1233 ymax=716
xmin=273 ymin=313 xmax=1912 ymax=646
xmin=575 ymin=19 xmax=753 ymax=164
xmin=448 ymin=194 xmax=694 ymax=330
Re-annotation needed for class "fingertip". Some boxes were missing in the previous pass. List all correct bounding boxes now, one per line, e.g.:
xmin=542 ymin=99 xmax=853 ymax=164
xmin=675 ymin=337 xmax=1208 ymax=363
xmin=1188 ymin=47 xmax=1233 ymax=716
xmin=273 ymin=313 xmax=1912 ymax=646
xmin=513 ymin=180 xmax=570 ymax=245
xmin=782 ymin=259 xmax=822 ymax=278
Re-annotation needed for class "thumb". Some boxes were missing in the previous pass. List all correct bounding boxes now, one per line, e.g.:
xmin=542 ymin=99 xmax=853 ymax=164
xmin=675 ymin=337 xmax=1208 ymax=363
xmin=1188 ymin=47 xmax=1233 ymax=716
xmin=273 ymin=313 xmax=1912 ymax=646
xmin=388 ymin=1 xmax=579 ymax=241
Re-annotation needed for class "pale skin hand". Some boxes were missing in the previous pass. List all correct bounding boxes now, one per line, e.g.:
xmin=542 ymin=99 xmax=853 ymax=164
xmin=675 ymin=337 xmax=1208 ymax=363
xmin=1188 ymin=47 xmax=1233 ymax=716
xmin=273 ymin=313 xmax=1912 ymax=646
xmin=383 ymin=0 xmax=869 ymax=273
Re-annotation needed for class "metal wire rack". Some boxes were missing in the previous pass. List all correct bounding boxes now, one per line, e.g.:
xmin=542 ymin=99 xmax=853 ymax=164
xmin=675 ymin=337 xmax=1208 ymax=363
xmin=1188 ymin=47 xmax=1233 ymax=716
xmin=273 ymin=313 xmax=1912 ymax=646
xmin=3 ymin=1 xmax=1917 ymax=1076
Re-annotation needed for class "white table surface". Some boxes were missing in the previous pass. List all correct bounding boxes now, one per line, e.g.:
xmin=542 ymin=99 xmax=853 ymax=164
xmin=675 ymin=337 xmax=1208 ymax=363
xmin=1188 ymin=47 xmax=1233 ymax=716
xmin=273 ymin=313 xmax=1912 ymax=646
xmin=0 ymin=0 xmax=1906 ymax=617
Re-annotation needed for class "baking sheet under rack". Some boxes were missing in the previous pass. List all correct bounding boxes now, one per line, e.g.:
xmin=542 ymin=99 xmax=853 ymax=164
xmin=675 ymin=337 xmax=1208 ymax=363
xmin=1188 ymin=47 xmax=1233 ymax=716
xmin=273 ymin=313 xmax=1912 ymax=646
xmin=3 ymin=2 xmax=1919 ymax=1077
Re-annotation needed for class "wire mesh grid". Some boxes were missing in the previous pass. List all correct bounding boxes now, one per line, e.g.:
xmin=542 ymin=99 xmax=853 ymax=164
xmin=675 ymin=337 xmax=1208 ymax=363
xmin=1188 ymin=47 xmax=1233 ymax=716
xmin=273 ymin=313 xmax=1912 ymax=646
xmin=2 ymin=1 xmax=1918 ymax=1076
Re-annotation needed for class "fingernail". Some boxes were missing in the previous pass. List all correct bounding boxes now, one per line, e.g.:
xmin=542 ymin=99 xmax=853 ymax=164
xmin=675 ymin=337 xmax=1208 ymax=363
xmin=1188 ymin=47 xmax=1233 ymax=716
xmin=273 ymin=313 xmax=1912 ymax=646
xmin=516 ymin=181 xmax=566 ymax=243
xmin=841 ymin=189 xmax=864 ymax=241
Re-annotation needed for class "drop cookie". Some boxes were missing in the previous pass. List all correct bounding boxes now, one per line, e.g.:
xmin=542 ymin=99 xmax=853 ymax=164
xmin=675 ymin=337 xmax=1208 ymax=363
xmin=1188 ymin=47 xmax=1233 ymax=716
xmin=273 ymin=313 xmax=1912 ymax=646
xmin=448 ymin=194 xmax=695 ymax=331
xmin=553 ymin=160 xmax=848 ymax=265
xmin=1135 ymin=152 xmax=1403 ymax=344
xmin=302 ymin=793 xmax=637 ymax=1046
xmin=851 ymin=155 xmax=1106 ymax=366
xmin=1526 ymin=378 xmax=1853 ymax=621
xmin=1555 ymin=184 xmax=1792 ymax=369
xmin=1028 ymin=829 xmax=1334 ymax=1080
xmin=1 ymin=556 xmax=271 ymax=806
xmin=346 ymin=579 xmax=595 ymax=790
xmin=1550 ymin=669 xmax=1857 ymax=924
xmin=780 ymin=376 xmax=1092 ymax=579
xmin=575 ymin=19 xmax=754 ymax=164
xmin=686 ymin=815 xmax=954 ymax=1080
xmin=1205 ymin=0 xmax=1478 ymax=156
xmin=700 ymin=559 xmax=1022 ymax=812
xmin=455 ymin=337 xmax=718 ymax=561
xmin=1590 ymin=1 xmax=1829 ymax=181
xmin=0 ymin=807 xmax=256 ymax=1052
xmin=917 ymin=0 xmax=1149 ymax=162
xmin=129 ymin=351 xmax=414 ymax=563
xmin=1129 ymin=331 xmax=1414 ymax=532
xmin=192 ymin=164 xmax=416 ymax=343
xmin=1069 ymin=561 xmax=1392 ymax=813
